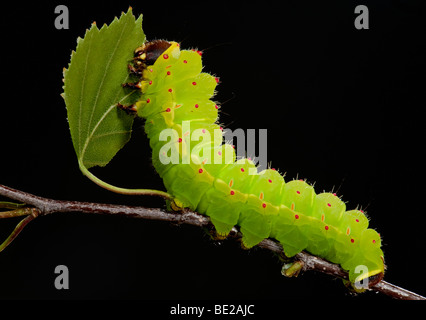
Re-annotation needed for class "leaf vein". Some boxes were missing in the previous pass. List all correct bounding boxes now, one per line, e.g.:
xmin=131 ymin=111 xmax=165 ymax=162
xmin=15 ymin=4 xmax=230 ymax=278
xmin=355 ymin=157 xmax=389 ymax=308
xmin=79 ymin=90 xmax=134 ymax=161
xmin=86 ymin=21 xmax=128 ymax=140
xmin=91 ymin=130 xmax=132 ymax=141
xmin=80 ymin=21 xmax=132 ymax=163
xmin=78 ymin=31 xmax=94 ymax=155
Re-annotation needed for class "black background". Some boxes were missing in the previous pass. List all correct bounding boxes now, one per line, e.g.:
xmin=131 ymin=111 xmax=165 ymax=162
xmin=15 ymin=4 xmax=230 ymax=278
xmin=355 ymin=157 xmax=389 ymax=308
xmin=0 ymin=0 xmax=425 ymax=302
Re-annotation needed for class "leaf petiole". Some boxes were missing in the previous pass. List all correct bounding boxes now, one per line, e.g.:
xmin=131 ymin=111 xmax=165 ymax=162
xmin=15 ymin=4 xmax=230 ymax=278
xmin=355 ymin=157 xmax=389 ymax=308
xmin=0 ymin=208 xmax=40 ymax=252
xmin=78 ymin=160 xmax=172 ymax=200
xmin=0 ymin=206 xmax=36 ymax=219
xmin=0 ymin=201 xmax=26 ymax=210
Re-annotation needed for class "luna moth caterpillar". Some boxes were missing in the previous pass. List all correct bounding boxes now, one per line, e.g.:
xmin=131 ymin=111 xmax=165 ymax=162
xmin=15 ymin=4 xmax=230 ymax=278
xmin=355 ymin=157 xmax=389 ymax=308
xmin=118 ymin=39 xmax=385 ymax=292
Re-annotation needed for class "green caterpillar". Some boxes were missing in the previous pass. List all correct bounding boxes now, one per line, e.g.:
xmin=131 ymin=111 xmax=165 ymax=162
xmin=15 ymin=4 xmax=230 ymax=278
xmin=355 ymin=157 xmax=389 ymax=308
xmin=120 ymin=40 xmax=385 ymax=291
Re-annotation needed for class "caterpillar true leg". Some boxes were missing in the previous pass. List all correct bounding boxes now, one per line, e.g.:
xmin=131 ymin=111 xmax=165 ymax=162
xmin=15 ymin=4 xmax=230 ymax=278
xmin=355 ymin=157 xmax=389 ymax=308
xmin=117 ymin=102 xmax=137 ymax=115
xmin=122 ymin=81 xmax=142 ymax=89
xmin=127 ymin=63 xmax=143 ymax=76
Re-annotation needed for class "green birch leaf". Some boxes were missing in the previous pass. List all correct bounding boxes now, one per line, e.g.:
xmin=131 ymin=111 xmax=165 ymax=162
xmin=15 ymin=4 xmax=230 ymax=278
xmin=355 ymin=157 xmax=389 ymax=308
xmin=62 ymin=8 xmax=144 ymax=170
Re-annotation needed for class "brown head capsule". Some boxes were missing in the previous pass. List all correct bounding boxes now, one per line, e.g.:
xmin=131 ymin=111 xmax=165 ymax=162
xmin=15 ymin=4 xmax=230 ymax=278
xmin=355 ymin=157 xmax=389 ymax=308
xmin=134 ymin=40 xmax=172 ymax=66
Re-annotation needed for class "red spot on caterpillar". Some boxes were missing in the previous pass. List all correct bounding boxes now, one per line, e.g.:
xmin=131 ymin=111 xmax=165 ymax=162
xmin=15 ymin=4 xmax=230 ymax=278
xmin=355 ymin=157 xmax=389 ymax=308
xmin=168 ymin=88 xmax=173 ymax=93
xmin=262 ymin=203 xmax=267 ymax=209
xmin=230 ymin=190 xmax=235 ymax=195
xmin=296 ymin=190 xmax=300 ymax=194
xmin=325 ymin=225 xmax=329 ymax=231
xmin=198 ymin=169 xmax=203 ymax=174
xmin=163 ymin=53 xmax=169 ymax=59
xmin=299 ymin=179 xmax=304 ymax=181
xmin=220 ymin=127 xmax=223 ymax=131
xmin=178 ymin=138 xmax=182 ymax=143
xmin=195 ymin=104 xmax=199 ymax=108
xmin=294 ymin=214 xmax=299 ymax=219
xmin=351 ymin=238 xmax=355 ymax=243
xmin=356 ymin=219 xmax=359 ymax=223
xmin=372 ymin=239 xmax=376 ymax=244
xmin=202 ymin=129 xmax=206 ymax=134
xmin=327 ymin=203 xmax=331 ymax=207
xmin=268 ymin=179 xmax=272 ymax=183
xmin=149 ymin=68 xmax=153 ymax=72
xmin=218 ymin=151 xmax=222 ymax=156
xmin=193 ymin=50 xmax=202 ymax=56
xmin=183 ymin=60 xmax=188 ymax=64
xmin=146 ymin=98 xmax=151 ymax=103
xmin=167 ymin=71 xmax=171 ymax=75
xmin=240 ymin=168 xmax=245 ymax=172
xmin=215 ymin=105 xmax=218 ymax=109
xmin=166 ymin=108 xmax=171 ymax=112
xmin=192 ymin=81 xmax=197 ymax=85
xmin=333 ymin=193 xmax=337 ymax=196
xmin=271 ymin=168 xmax=276 ymax=171
xmin=149 ymin=80 xmax=153 ymax=85
xmin=215 ymin=77 xmax=219 ymax=83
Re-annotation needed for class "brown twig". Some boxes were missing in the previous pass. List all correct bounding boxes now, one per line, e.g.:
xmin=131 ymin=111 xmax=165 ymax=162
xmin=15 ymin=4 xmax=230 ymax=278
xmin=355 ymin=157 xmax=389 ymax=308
xmin=0 ymin=183 xmax=424 ymax=300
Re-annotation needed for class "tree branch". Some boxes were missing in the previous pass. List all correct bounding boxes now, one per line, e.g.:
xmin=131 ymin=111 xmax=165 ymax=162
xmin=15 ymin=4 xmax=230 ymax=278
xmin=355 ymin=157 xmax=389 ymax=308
xmin=0 ymin=183 xmax=424 ymax=300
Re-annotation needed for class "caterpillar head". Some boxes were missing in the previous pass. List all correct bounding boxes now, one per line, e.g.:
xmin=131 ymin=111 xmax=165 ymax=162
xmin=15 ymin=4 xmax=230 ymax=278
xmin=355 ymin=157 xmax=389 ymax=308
xmin=134 ymin=40 xmax=172 ymax=66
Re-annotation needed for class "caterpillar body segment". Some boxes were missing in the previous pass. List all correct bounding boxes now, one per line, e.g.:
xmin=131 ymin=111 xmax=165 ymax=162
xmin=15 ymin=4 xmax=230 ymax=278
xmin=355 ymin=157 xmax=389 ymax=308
xmin=122 ymin=40 xmax=385 ymax=291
